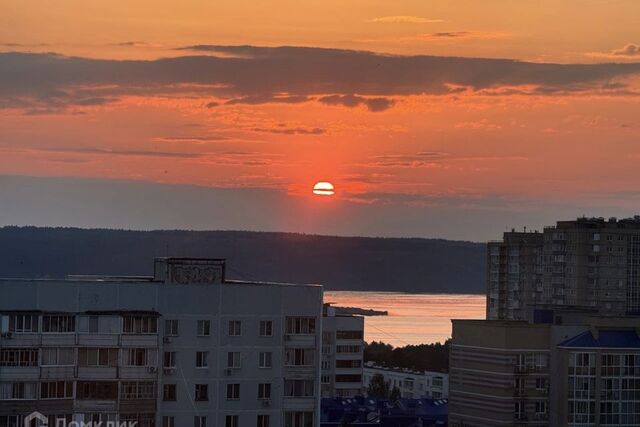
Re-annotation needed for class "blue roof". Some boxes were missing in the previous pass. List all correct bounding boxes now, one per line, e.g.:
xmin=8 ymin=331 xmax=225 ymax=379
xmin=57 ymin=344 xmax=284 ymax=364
xmin=559 ymin=329 xmax=640 ymax=349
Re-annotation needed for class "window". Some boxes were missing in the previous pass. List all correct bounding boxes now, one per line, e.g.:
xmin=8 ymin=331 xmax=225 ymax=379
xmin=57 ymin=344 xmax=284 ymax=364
xmin=163 ymin=384 xmax=176 ymax=401
xmin=286 ymin=317 xmax=316 ymax=335
xmin=535 ymin=378 xmax=548 ymax=390
xmin=336 ymin=330 xmax=363 ymax=340
xmin=227 ymin=351 xmax=241 ymax=368
xmin=164 ymin=351 xmax=176 ymax=368
xmin=197 ymin=320 xmax=210 ymax=337
xmin=194 ymin=416 xmax=207 ymax=427
xmin=123 ymin=315 xmax=157 ymax=334
xmin=121 ymin=381 xmax=156 ymax=399
xmin=321 ymin=375 xmax=330 ymax=384
xmin=228 ymin=320 xmax=242 ymax=336
xmin=196 ymin=351 xmax=209 ymax=368
xmin=0 ymin=348 xmax=38 ymax=367
xmin=284 ymin=411 xmax=313 ymax=427
xmin=284 ymin=379 xmax=314 ymax=397
xmin=78 ymin=348 xmax=117 ymax=367
xmin=42 ymin=315 xmax=75 ymax=333
xmin=336 ymin=345 xmax=361 ymax=354
xmin=535 ymin=401 xmax=547 ymax=414
xmin=162 ymin=416 xmax=175 ymax=427
xmin=77 ymin=381 xmax=118 ymax=400
xmin=124 ymin=348 xmax=156 ymax=367
xmin=0 ymin=382 xmax=38 ymax=400
xmin=259 ymin=352 xmax=272 ymax=368
xmin=285 ymin=348 xmax=314 ymax=366
xmin=335 ymin=360 xmax=361 ymax=368
xmin=8 ymin=314 xmax=39 ymax=333
xmin=195 ymin=384 xmax=208 ymax=401
xmin=336 ymin=375 xmax=362 ymax=383
xmin=257 ymin=415 xmax=270 ymax=427
xmin=259 ymin=320 xmax=273 ymax=337
xmin=227 ymin=383 xmax=240 ymax=400
xmin=42 ymin=347 xmax=75 ymax=366
xmin=258 ymin=383 xmax=271 ymax=399
xmin=225 ymin=416 xmax=239 ymax=427
xmin=165 ymin=320 xmax=179 ymax=336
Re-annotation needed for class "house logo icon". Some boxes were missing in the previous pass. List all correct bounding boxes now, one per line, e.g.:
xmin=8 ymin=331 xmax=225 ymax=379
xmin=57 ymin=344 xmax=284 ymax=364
xmin=24 ymin=411 xmax=48 ymax=427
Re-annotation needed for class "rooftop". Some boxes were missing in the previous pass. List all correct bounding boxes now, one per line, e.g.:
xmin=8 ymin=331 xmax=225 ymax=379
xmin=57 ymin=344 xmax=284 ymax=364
xmin=558 ymin=329 xmax=640 ymax=349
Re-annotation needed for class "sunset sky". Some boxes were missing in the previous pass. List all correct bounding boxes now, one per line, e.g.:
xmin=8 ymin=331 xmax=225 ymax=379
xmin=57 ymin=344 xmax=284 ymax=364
xmin=1 ymin=0 xmax=640 ymax=240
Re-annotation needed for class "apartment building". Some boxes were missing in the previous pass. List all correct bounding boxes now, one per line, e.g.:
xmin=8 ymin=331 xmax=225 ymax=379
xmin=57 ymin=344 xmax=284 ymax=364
xmin=450 ymin=311 xmax=640 ymax=427
xmin=487 ymin=230 xmax=544 ymax=321
xmin=0 ymin=257 xmax=323 ymax=427
xmin=320 ymin=305 xmax=364 ymax=398
xmin=362 ymin=364 xmax=449 ymax=399
xmin=489 ymin=216 xmax=640 ymax=322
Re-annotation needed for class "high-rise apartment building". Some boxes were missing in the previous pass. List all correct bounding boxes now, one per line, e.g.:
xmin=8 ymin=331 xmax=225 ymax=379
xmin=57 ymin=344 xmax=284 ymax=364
xmin=0 ymin=258 xmax=323 ymax=427
xmin=488 ymin=217 xmax=640 ymax=321
xmin=320 ymin=305 xmax=364 ymax=398
xmin=487 ymin=230 xmax=544 ymax=321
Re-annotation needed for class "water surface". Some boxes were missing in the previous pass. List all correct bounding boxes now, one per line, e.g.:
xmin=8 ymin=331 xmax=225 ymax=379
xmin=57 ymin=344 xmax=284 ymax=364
xmin=324 ymin=291 xmax=486 ymax=346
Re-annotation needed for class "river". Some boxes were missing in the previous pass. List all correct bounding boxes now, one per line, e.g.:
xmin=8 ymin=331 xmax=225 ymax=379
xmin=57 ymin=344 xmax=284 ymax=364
xmin=324 ymin=291 xmax=486 ymax=346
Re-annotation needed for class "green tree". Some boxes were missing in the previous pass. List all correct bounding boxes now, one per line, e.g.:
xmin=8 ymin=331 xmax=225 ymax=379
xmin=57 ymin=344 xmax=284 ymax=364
xmin=366 ymin=373 xmax=390 ymax=398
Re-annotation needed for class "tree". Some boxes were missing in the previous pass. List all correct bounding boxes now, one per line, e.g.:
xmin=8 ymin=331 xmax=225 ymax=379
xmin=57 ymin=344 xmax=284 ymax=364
xmin=389 ymin=386 xmax=401 ymax=402
xmin=367 ymin=373 xmax=390 ymax=398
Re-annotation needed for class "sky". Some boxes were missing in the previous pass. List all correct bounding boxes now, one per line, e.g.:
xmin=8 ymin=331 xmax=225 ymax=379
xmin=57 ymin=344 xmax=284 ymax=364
xmin=1 ymin=0 xmax=640 ymax=241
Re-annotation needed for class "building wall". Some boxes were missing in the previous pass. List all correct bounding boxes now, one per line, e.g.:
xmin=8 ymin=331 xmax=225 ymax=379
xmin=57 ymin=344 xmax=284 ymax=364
xmin=320 ymin=313 xmax=364 ymax=397
xmin=0 ymin=258 xmax=324 ymax=427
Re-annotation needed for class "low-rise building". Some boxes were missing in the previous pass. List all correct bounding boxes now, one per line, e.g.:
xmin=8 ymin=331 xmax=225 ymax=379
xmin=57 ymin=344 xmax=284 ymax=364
xmin=0 ymin=257 xmax=323 ymax=427
xmin=363 ymin=364 xmax=449 ymax=399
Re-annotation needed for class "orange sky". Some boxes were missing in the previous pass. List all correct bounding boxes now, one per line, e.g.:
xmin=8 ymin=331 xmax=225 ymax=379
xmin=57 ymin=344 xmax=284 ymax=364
xmin=1 ymin=1 xmax=640 ymax=238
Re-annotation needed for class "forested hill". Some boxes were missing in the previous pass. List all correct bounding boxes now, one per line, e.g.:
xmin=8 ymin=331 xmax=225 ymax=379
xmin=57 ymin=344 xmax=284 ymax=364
xmin=0 ymin=227 xmax=485 ymax=293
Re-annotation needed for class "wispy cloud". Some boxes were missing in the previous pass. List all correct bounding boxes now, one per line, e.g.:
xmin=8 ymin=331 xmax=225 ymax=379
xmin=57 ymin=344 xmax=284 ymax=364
xmin=369 ymin=16 xmax=444 ymax=24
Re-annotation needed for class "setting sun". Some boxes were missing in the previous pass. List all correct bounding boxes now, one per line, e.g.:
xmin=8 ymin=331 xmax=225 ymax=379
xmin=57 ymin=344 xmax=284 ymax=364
xmin=313 ymin=182 xmax=335 ymax=196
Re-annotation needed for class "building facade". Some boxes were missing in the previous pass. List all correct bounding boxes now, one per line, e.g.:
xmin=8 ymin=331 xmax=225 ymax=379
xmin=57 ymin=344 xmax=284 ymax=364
xmin=320 ymin=305 xmax=364 ymax=398
xmin=363 ymin=364 xmax=449 ymax=399
xmin=0 ymin=258 xmax=323 ymax=427
xmin=452 ymin=216 xmax=640 ymax=427
xmin=489 ymin=217 xmax=640 ymax=322
xmin=450 ymin=313 xmax=640 ymax=427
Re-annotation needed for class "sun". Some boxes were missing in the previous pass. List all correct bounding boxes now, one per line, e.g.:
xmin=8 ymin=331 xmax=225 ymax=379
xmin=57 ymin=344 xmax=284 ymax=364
xmin=313 ymin=181 xmax=335 ymax=196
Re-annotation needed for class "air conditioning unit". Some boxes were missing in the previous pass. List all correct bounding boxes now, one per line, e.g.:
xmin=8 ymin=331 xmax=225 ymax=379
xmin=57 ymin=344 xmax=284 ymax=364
xmin=224 ymin=369 xmax=233 ymax=376
xmin=1 ymin=332 xmax=13 ymax=339
xmin=163 ymin=337 xmax=173 ymax=344
xmin=261 ymin=399 xmax=271 ymax=407
xmin=163 ymin=368 xmax=175 ymax=375
xmin=284 ymin=335 xmax=292 ymax=341
xmin=147 ymin=366 xmax=158 ymax=373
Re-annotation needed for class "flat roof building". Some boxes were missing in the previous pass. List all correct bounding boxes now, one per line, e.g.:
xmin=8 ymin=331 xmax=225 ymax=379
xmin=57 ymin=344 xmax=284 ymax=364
xmin=0 ymin=257 xmax=323 ymax=427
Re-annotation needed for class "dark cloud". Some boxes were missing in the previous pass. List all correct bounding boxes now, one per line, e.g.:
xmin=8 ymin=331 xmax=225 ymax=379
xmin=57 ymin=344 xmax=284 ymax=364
xmin=318 ymin=94 xmax=395 ymax=111
xmin=26 ymin=146 xmax=202 ymax=159
xmin=225 ymin=94 xmax=310 ymax=105
xmin=2 ymin=46 xmax=640 ymax=112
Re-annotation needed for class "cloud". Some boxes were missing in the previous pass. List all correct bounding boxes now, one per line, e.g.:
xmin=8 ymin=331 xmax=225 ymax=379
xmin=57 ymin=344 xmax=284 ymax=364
xmin=250 ymin=126 xmax=326 ymax=135
xmin=612 ymin=44 xmax=640 ymax=57
xmin=369 ymin=16 xmax=444 ymax=24
xmin=153 ymin=136 xmax=230 ymax=144
xmin=318 ymin=94 xmax=396 ymax=112
xmin=410 ymin=31 xmax=510 ymax=41
xmin=112 ymin=41 xmax=163 ymax=48
xmin=2 ymin=46 xmax=640 ymax=113
xmin=224 ymin=94 xmax=310 ymax=105
xmin=7 ymin=146 xmax=203 ymax=159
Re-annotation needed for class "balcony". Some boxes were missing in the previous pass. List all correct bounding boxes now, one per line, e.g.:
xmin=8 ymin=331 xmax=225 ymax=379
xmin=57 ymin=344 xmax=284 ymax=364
xmin=284 ymin=334 xmax=316 ymax=347
xmin=41 ymin=333 xmax=76 ymax=346
xmin=40 ymin=366 xmax=76 ymax=379
xmin=120 ymin=334 xmax=158 ymax=347
xmin=78 ymin=333 xmax=119 ymax=347
xmin=77 ymin=367 xmax=118 ymax=380
xmin=0 ymin=366 xmax=39 ymax=380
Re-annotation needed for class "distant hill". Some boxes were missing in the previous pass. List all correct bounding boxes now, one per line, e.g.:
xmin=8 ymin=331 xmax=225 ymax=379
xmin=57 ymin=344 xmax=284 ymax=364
xmin=0 ymin=227 xmax=486 ymax=294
